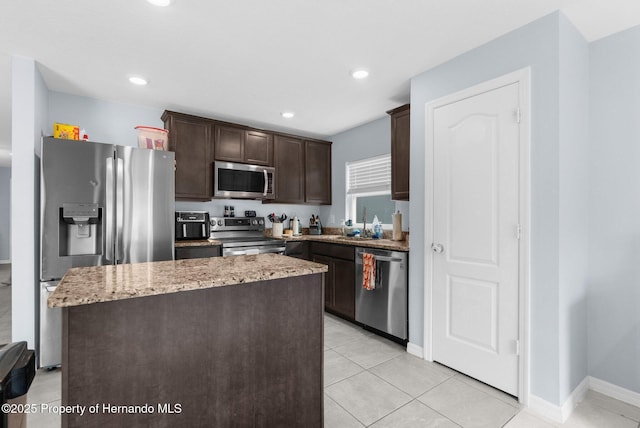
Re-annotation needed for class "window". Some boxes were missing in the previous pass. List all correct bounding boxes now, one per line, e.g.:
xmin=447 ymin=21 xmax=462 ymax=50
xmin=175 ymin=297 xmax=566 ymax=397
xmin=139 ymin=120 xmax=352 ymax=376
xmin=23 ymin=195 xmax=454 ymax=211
xmin=346 ymin=154 xmax=395 ymax=226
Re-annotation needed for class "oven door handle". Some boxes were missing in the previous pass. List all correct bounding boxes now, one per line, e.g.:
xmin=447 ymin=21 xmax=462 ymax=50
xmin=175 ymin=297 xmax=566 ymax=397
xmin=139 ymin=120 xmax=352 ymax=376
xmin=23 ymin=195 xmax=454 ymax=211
xmin=259 ymin=247 xmax=286 ymax=254
xmin=225 ymin=248 xmax=260 ymax=256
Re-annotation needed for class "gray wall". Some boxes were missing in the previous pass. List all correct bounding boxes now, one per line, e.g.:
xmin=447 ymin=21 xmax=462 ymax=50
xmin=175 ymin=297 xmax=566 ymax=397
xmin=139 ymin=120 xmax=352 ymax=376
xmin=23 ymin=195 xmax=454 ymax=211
xmin=49 ymin=92 xmax=326 ymax=225
xmin=11 ymin=57 xmax=49 ymax=347
xmin=48 ymin=91 xmax=164 ymax=148
xmin=409 ymin=12 xmax=592 ymax=405
xmin=0 ymin=167 xmax=9 ymax=261
xmin=557 ymin=13 xmax=590 ymax=402
xmin=588 ymin=24 xmax=640 ymax=394
xmin=323 ymin=115 xmax=410 ymax=229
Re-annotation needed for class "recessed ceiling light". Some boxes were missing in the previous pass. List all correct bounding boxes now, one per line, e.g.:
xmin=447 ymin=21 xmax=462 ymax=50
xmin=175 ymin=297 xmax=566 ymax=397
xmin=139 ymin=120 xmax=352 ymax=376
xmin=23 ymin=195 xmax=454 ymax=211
xmin=351 ymin=69 xmax=369 ymax=79
xmin=146 ymin=0 xmax=172 ymax=6
xmin=129 ymin=76 xmax=148 ymax=86
xmin=281 ymin=112 xmax=295 ymax=119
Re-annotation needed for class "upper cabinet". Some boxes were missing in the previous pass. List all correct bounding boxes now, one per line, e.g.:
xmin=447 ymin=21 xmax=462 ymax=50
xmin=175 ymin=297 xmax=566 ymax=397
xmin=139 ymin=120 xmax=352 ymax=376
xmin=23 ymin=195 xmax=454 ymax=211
xmin=163 ymin=110 xmax=330 ymax=204
xmin=273 ymin=135 xmax=305 ymax=204
xmin=305 ymin=141 xmax=332 ymax=205
xmin=215 ymin=125 xmax=273 ymax=166
xmin=387 ymin=104 xmax=410 ymax=201
xmin=162 ymin=111 xmax=213 ymax=201
xmin=271 ymin=136 xmax=332 ymax=205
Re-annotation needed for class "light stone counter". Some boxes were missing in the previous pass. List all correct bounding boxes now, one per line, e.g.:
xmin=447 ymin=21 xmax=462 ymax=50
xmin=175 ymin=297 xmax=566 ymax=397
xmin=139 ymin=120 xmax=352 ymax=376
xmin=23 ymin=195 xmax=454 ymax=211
xmin=277 ymin=234 xmax=410 ymax=252
xmin=48 ymin=253 xmax=327 ymax=308
xmin=174 ymin=239 xmax=221 ymax=247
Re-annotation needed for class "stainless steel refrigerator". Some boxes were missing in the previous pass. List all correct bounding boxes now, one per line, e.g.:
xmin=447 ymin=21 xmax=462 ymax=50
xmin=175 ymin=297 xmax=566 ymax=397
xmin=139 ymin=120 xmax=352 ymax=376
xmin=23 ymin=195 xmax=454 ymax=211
xmin=39 ymin=137 xmax=175 ymax=367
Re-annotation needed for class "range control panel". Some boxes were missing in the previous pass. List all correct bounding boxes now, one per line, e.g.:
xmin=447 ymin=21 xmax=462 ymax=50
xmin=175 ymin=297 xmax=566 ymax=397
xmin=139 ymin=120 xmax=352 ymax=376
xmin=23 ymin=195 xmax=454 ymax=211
xmin=210 ymin=217 xmax=265 ymax=232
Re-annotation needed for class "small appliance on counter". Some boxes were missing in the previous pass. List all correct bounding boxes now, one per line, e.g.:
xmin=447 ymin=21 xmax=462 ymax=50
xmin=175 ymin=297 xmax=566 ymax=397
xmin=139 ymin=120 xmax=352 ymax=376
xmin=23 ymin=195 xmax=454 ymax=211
xmin=309 ymin=215 xmax=322 ymax=235
xmin=175 ymin=211 xmax=210 ymax=240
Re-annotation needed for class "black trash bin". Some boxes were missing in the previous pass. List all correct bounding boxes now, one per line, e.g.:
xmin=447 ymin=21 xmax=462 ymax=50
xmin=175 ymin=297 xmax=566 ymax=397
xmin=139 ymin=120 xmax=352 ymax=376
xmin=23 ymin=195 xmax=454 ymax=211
xmin=0 ymin=342 xmax=36 ymax=428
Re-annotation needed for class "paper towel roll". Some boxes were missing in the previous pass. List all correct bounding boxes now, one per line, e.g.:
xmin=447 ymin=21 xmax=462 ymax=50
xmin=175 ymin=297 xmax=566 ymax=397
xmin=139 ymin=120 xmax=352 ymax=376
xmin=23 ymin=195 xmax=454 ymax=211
xmin=392 ymin=211 xmax=403 ymax=241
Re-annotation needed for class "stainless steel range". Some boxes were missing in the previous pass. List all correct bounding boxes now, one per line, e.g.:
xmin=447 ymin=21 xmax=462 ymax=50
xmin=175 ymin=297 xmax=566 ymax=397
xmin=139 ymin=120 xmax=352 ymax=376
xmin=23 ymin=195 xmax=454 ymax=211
xmin=210 ymin=217 xmax=285 ymax=256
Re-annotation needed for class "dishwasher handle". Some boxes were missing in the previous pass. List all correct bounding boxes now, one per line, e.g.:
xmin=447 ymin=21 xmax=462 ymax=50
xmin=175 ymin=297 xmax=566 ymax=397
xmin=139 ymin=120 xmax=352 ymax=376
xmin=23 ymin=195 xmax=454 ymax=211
xmin=373 ymin=255 xmax=403 ymax=263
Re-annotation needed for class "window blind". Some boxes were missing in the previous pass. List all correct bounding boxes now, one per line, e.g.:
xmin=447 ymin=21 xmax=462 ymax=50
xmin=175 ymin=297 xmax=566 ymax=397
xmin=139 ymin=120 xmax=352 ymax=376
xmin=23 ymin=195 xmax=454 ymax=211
xmin=346 ymin=154 xmax=391 ymax=195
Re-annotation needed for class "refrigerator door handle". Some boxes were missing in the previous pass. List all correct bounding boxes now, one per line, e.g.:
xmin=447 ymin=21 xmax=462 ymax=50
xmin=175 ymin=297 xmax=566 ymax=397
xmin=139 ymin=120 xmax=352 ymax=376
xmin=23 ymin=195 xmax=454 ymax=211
xmin=105 ymin=157 xmax=115 ymax=262
xmin=115 ymin=157 xmax=125 ymax=262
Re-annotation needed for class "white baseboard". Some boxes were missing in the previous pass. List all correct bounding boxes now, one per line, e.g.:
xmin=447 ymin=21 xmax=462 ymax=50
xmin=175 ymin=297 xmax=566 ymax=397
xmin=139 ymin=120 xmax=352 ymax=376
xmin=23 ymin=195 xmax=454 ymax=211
xmin=589 ymin=376 xmax=640 ymax=408
xmin=406 ymin=342 xmax=424 ymax=358
xmin=528 ymin=376 xmax=590 ymax=423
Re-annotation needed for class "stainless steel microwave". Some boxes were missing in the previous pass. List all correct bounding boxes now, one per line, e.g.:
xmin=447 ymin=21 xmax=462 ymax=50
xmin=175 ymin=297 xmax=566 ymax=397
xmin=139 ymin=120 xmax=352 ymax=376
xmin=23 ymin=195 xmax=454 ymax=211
xmin=213 ymin=161 xmax=275 ymax=200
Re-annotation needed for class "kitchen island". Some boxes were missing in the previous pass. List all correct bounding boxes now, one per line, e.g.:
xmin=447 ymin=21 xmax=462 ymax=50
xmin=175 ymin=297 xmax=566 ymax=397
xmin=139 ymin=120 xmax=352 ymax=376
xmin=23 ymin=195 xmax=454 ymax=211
xmin=49 ymin=254 xmax=327 ymax=428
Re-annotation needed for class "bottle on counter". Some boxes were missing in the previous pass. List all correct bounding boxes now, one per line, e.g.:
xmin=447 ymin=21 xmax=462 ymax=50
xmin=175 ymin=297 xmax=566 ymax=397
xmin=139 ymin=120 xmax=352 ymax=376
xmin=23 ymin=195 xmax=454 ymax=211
xmin=230 ymin=206 xmax=235 ymax=217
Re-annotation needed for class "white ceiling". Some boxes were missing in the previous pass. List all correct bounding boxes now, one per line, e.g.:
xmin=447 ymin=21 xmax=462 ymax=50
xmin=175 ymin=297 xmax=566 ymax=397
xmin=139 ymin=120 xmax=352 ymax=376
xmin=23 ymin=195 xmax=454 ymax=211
xmin=0 ymin=0 xmax=639 ymax=166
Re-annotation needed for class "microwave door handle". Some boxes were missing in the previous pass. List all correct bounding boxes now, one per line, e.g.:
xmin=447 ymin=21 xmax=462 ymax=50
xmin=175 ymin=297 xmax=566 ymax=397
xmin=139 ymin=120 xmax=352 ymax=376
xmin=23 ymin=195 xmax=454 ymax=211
xmin=263 ymin=169 xmax=268 ymax=196
xmin=183 ymin=224 xmax=187 ymax=237
xmin=202 ymin=224 xmax=206 ymax=236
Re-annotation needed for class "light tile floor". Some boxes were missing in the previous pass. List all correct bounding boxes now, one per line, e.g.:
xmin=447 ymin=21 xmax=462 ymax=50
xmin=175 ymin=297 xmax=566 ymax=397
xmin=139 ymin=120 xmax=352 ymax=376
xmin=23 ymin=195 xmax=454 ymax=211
xmin=23 ymin=313 xmax=640 ymax=427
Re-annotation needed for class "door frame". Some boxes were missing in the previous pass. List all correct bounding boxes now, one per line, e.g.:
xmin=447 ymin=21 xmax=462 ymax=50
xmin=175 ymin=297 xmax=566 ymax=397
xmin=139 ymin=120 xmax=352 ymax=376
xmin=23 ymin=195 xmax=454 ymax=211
xmin=423 ymin=67 xmax=531 ymax=404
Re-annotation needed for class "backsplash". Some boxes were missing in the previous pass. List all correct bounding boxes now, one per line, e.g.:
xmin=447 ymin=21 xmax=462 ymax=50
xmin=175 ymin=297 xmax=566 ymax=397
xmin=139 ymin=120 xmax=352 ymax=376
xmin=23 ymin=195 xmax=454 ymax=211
xmin=175 ymin=199 xmax=320 ymax=228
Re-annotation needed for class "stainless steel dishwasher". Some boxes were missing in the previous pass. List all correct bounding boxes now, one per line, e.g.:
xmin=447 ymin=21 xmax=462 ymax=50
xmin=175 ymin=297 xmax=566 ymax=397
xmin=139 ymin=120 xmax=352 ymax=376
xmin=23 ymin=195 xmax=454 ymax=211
xmin=355 ymin=247 xmax=408 ymax=342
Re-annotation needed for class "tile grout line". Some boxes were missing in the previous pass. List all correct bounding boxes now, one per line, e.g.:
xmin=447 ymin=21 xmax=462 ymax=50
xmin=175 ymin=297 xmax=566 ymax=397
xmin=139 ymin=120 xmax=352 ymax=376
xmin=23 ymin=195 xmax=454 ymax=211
xmin=324 ymin=392 xmax=367 ymax=427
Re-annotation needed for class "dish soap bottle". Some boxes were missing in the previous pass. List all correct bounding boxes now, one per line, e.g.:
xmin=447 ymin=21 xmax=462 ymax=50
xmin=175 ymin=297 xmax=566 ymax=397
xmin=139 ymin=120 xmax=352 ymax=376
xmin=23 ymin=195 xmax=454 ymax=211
xmin=372 ymin=215 xmax=382 ymax=239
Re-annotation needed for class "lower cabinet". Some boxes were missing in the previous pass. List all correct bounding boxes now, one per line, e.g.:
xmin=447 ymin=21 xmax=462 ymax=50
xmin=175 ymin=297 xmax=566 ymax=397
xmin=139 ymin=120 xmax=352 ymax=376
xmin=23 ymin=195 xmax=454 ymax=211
xmin=310 ymin=243 xmax=355 ymax=320
xmin=175 ymin=245 xmax=221 ymax=260
xmin=285 ymin=241 xmax=310 ymax=260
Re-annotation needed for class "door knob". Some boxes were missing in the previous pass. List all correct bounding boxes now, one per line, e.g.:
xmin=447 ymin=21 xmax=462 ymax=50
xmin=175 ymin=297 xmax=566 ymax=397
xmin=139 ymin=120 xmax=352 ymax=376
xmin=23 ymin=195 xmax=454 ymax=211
xmin=431 ymin=243 xmax=444 ymax=254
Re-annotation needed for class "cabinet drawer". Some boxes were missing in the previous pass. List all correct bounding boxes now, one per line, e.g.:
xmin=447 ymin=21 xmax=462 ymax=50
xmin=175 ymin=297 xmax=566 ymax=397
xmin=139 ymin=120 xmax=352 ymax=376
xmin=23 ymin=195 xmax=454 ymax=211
xmin=310 ymin=242 xmax=354 ymax=261
xmin=175 ymin=245 xmax=221 ymax=260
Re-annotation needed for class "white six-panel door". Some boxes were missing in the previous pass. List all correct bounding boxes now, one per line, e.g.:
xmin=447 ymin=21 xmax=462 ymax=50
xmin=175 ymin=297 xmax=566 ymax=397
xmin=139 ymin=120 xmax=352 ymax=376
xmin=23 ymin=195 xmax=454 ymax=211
xmin=431 ymin=82 xmax=521 ymax=395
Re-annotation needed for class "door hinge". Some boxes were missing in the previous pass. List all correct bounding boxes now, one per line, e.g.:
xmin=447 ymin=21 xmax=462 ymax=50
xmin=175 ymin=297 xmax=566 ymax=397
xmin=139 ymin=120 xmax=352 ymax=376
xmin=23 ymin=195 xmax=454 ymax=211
xmin=516 ymin=224 xmax=522 ymax=240
xmin=515 ymin=340 xmax=520 ymax=356
xmin=515 ymin=107 xmax=521 ymax=124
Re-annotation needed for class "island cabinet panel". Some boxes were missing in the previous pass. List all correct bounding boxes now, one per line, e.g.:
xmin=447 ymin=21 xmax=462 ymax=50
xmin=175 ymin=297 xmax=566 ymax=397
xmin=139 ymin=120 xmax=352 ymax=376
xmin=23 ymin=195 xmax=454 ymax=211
xmin=305 ymin=141 xmax=332 ymax=205
xmin=387 ymin=104 xmax=410 ymax=201
xmin=162 ymin=111 xmax=213 ymax=201
xmin=214 ymin=125 xmax=274 ymax=166
xmin=311 ymin=242 xmax=355 ymax=320
xmin=273 ymin=135 xmax=306 ymax=204
xmin=61 ymin=274 xmax=324 ymax=428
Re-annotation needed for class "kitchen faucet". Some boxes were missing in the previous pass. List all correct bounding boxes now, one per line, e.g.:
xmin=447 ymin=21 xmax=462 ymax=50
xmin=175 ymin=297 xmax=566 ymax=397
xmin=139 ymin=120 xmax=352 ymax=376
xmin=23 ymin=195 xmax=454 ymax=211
xmin=362 ymin=207 xmax=367 ymax=237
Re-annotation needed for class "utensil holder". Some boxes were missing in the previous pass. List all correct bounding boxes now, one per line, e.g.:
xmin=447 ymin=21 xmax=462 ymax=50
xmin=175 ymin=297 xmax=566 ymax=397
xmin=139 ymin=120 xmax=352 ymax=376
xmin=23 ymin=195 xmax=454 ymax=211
xmin=272 ymin=223 xmax=283 ymax=238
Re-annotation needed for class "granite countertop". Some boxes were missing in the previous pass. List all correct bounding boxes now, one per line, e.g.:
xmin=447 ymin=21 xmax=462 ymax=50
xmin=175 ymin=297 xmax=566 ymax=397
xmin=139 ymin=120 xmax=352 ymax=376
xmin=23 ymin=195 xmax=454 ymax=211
xmin=278 ymin=234 xmax=410 ymax=252
xmin=175 ymin=239 xmax=221 ymax=248
xmin=48 ymin=254 xmax=327 ymax=308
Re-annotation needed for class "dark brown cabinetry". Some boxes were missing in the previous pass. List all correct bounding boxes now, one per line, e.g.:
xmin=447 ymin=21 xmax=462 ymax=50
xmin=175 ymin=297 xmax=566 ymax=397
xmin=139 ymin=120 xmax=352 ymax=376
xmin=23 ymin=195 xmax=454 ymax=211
xmin=162 ymin=111 xmax=213 ymax=201
xmin=387 ymin=104 xmax=410 ymax=201
xmin=215 ymin=125 xmax=273 ymax=166
xmin=271 ymin=137 xmax=332 ymax=205
xmin=311 ymin=242 xmax=355 ymax=320
xmin=162 ymin=110 xmax=330 ymax=203
xmin=273 ymin=135 xmax=305 ymax=204
xmin=175 ymin=245 xmax=221 ymax=260
xmin=305 ymin=141 xmax=332 ymax=205
xmin=285 ymin=241 xmax=310 ymax=260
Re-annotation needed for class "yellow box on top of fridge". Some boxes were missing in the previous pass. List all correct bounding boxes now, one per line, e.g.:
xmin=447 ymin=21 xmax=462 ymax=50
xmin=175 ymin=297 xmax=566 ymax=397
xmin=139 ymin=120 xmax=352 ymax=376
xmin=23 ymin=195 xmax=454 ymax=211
xmin=53 ymin=123 xmax=79 ymax=140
